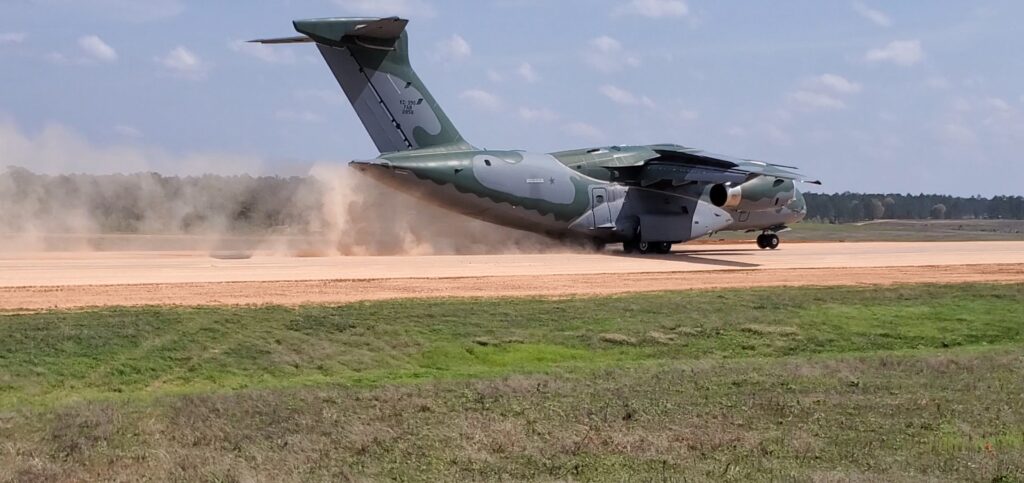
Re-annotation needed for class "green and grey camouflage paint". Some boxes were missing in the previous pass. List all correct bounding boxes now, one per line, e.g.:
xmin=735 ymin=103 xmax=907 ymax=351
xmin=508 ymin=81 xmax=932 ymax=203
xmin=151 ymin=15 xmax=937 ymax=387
xmin=254 ymin=17 xmax=816 ymax=247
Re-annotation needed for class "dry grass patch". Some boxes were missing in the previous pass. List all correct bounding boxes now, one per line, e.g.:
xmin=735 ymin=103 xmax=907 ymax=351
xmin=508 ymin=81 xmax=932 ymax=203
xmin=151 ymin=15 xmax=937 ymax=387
xmin=740 ymin=324 xmax=801 ymax=336
xmin=645 ymin=331 xmax=678 ymax=344
xmin=597 ymin=333 xmax=636 ymax=345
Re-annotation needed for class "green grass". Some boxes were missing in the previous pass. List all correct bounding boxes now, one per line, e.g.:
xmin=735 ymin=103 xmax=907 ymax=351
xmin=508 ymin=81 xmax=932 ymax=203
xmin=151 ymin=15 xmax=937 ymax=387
xmin=1 ymin=284 xmax=1023 ymax=481
xmin=710 ymin=219 xmax=1024 ymax=242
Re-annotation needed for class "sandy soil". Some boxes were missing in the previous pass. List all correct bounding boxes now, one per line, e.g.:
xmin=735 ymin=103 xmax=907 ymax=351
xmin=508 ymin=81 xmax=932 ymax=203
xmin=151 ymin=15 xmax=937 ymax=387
xmin=1 ymin=242 xmax=1022 ymax=310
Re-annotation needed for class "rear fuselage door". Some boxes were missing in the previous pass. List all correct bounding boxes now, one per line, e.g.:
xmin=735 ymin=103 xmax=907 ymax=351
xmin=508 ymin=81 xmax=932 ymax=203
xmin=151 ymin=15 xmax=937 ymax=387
xmin=591 ymin=187 xmax=613 ymax=228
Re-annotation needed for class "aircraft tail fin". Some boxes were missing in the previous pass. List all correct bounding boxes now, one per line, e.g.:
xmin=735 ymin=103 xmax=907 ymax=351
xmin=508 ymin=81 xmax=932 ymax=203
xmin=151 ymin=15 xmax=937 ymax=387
xmin=253 ymin=17 xmax=471 ymax=154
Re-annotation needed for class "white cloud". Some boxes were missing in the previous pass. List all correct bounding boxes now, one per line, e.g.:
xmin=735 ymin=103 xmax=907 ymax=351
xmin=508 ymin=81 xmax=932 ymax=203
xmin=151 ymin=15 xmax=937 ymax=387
xmin=517 ymin=62 xmax=540 ymax=83
xmin=229 ymin=40 xmax=295 ymax=64
xmin=789 ymin=90 xmax=846 ymax=110
xmin=563 ymin=121 xmax=604 ymax=141
xmin=459 ymin=89 xmax=502 ymax=111
xmin=986 ymin=97 xmax=1011 ymax=112
xmin=673 ymin=109 xmax=699 ymax=122
xmin=486 ymin=69 xmax=504 ymax=83
xmin=940 ymin=122 xmax=977 ymax=145
xmin=852 ymin=2 xmax=892 ymax=27
xmin=726 ymin=126 xmax=747 ymax=137
xmin=518 ymin=106 xmax=558 ymax=122
xmin=435 ymin=34 xmax=471 ymax=62
xmin=763 ymin=124 xmax=792 ymax=146
xmin=293 ymin=89 xmax=346 ymax=106
xmin=275 ymin=110 xmax=324 ymax=123
xmin=925 ymin=76 xmax=951 ymax=90
xmin=0 ymin=115 xmax=263 ymax=175
xmin=77 ymin=35 xmax=118 ymax=63
xmin=806 ymin=73 xmax=862 ymax=94
xmin=113 ymin=125 xmax=142 ymax=138
xmin=33 ymin=0 xmax=184 ymax=22
xmin=951 ymin=98 xmax=972 ymax=113
xmin=156 ymin=46 xmax=208 ymax=80
xmin=332 ymin=0 xmax=436 ymax=18
xmin=865 ymin=40 xmax=924 ymax=66
xmin=585 ymin=36 xmax=640 ymax=73
xmin=0 ymin=32 xmax=28 ymax=45
xmin=614 ymin=0 xmax=688 ymax=18
xmin=599 ymin=85 xmax=654 ymax=107
xmin=44 ymin=52 xmax=70 ymax=64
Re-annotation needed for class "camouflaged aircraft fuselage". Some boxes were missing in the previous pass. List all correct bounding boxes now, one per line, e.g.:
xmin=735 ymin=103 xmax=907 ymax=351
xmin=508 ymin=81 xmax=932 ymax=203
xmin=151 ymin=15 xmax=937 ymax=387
xmin=254 ymin=17 xmax=817 ymax=249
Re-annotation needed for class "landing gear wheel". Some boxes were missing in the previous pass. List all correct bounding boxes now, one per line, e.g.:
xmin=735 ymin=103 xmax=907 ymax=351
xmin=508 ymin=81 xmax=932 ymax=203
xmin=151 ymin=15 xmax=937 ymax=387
xmin=637 ymin=241 xmax=651 ymax=254
xmin=756 ymin=234 xmax=768 ymax=249
xmin=654 ymin=242 xmax=673 ymax=254
xmin=622 ymin=241 xmax=638 ymax=254
xmin=766 ymin=234 xmax=780 ymax=250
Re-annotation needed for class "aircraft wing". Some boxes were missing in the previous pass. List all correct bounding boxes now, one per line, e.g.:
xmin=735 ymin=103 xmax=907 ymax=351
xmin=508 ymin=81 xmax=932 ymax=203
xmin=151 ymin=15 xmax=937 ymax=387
xmin=559 ymin=144 xmax=821 ymax=187
xmin=641 ymin=144 xmax=821 ymax=185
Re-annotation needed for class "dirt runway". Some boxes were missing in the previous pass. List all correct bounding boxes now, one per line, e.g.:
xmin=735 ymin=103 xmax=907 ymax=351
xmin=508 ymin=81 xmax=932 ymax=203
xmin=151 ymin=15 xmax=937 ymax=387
xmin=1 ymin=241 xmax=1022 ymax=310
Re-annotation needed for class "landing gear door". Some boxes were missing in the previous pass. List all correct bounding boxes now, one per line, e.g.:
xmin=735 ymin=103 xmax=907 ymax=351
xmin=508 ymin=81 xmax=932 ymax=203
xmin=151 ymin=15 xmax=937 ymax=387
xmin=591 ymin=187 xmax=613 ymax=228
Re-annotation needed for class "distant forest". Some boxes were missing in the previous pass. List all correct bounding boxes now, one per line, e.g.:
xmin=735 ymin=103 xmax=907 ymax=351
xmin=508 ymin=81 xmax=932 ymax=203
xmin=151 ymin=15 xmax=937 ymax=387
xmin=1 ymin=168 xmax=1022 ymax=235
xmin=804 ymin=193 xmax=1024 ymax=223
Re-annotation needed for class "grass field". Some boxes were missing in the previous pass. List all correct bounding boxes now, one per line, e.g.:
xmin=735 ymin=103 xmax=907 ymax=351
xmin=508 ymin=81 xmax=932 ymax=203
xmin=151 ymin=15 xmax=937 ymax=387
xmin=2 ymin=284 xmax=1023 ymax=481
xmin=708 ymin=219 xmax=1024 ymax=243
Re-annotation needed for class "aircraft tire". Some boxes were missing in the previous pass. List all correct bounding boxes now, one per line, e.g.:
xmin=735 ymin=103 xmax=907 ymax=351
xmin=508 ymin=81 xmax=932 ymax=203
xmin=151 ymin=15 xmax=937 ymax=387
xmin=655 ymin=242 xmax=672 ymax=254
xmin=637 ymin=241 xmax=651 ymax=254
xmin=623 ymin=241 xmax=638 ymax=254
xmin=756 ymin=234 xmax=768 ymax=249
xmin=766 ymin=234 xmax=780 ymax=250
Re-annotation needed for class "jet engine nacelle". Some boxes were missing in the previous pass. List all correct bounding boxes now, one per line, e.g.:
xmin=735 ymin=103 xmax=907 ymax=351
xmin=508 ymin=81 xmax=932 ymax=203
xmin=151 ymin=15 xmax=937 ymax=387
xmin=709 ymin=183 xmax=743 ymax=209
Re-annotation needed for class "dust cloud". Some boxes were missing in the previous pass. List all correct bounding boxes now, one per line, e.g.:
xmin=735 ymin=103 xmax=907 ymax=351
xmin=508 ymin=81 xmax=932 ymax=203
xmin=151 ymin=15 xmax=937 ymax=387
xmin=307 ymin=164 xmax=564 ymax=255
xmin=0 ymin=164 xmax=567 ymax=256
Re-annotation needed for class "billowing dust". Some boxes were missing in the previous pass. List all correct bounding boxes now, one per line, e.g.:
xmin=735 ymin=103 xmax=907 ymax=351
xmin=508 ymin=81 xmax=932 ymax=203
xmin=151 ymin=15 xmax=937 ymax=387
xmin=0 ymin=165 xmax=566 ymax=256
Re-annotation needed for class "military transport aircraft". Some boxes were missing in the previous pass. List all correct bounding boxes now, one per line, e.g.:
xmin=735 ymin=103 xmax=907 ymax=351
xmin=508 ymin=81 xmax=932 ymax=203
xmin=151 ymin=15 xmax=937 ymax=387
xmin=254 ymin=16 xmax=819 ymax=253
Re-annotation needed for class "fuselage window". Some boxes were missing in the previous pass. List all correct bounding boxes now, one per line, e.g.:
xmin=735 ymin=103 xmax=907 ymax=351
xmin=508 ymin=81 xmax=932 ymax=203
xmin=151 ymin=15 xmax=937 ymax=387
xmin=595 ymin=195 xmax=604 ymax=204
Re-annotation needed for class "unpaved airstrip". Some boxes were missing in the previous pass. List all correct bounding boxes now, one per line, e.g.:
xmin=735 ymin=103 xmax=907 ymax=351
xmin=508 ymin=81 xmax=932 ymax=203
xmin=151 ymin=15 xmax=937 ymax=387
xmin=1 ymin=241 xmax=1022 ymax=310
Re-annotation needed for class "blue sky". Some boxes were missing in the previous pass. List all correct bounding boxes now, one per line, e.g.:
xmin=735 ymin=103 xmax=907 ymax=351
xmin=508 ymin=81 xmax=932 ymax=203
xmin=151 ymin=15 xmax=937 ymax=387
xmin=1 ymin=0 xmax=1021 ymax=195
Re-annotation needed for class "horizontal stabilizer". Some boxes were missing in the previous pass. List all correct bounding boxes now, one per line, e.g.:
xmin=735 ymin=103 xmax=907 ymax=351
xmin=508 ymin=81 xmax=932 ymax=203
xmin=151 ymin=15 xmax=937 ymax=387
xmin=249 ymin=35 xmax=312 ymax=44
xmin=293 ymin=16 xmax=408 ymax=47
xmin=249 ymin=17 xmax=408 ymax=48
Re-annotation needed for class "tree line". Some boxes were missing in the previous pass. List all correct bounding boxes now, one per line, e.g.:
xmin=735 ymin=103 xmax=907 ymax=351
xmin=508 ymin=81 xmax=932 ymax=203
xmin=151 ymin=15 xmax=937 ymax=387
xmin=2 ymin=168 xmax=1022 ymax=235
xmin=804 ymin=192 xmax=1024 ymax=223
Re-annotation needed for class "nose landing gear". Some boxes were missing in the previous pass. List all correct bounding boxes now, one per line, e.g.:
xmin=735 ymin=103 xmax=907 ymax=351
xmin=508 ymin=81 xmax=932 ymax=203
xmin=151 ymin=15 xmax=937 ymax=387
xmin=756 ymin=233 xmax=780 ymax=250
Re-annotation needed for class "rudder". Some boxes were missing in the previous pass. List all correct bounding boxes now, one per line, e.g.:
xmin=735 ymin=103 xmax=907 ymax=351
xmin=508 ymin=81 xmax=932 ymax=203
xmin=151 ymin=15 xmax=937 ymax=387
xmin=287 ymin=17 xmax=471 ymax=153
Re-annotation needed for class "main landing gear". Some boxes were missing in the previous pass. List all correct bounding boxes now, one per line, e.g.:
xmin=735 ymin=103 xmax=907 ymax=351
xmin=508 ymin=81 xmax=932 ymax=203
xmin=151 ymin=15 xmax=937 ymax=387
xmin=622 ymin=225 xmax=672 ymax=255
xmin=623 ymin=240 xmax=672 ymax=254
xmin=756 ymin=233 xmax=780 ymax=250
